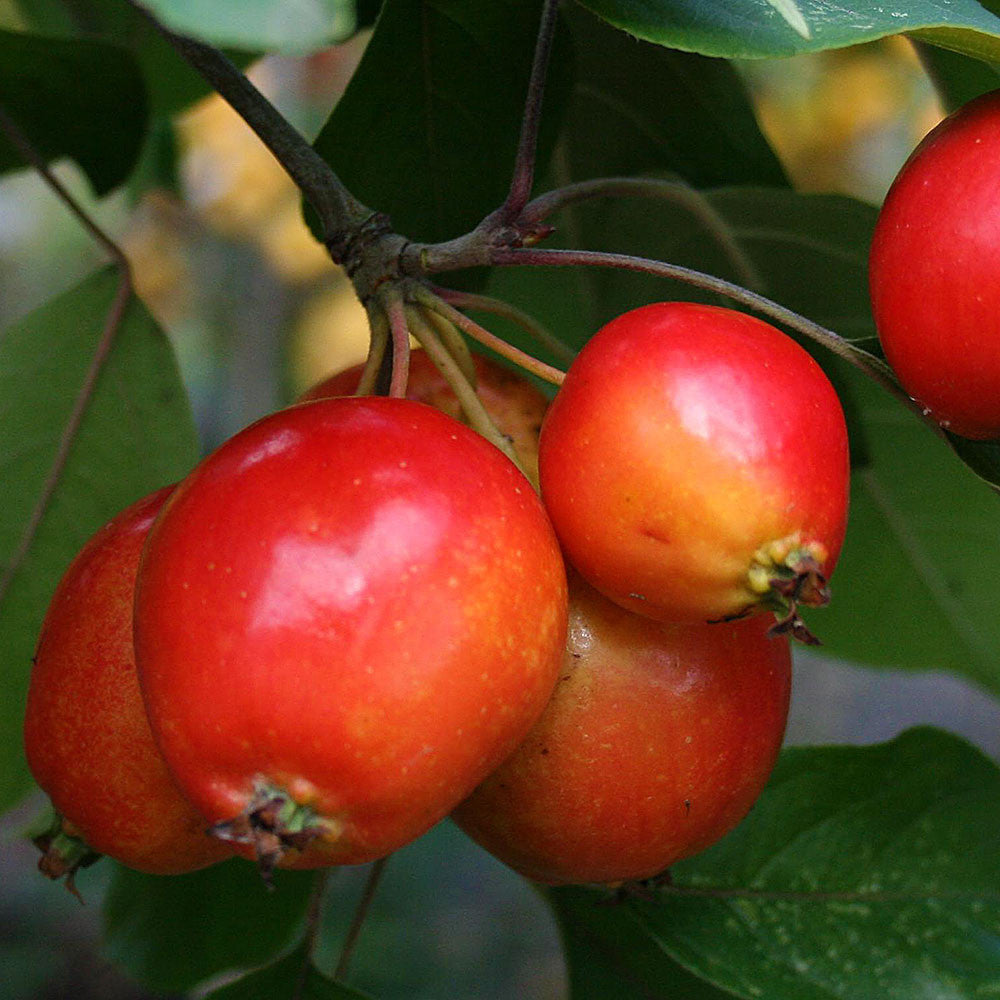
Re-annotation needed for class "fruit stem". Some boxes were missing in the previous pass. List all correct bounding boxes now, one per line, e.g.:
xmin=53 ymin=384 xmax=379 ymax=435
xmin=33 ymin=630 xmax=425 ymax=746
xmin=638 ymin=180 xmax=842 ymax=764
xmin=293 ymin=869 xmax=334 ymax=1000
xmin=403 ymin=301 xmax=524 ymax=471
xmin=413 ymin=286 xmax=566 ymax=387
xmin=382 ymin=288 xmax=413 ymax=399
xmin=357 ymin=305 xmax=390 ymax=396
xmin=482 ymin=246 xmax=911 ymax=405
xmin=417 ymin=296 xmax=479 ymax=387
xmin=430 ymin=286 xmax=577 ymax=364
xmin=334 ymin=856 xmax=390 ymax=982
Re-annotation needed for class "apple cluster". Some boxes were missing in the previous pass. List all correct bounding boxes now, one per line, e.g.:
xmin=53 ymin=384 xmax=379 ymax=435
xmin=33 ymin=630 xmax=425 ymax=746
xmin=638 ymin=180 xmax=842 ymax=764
xmin=23 ymin=298 xmax=851 ymax=893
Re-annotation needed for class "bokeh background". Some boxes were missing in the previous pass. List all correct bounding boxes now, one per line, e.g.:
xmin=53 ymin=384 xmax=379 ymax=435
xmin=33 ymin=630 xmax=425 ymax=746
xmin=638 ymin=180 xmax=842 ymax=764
xmin=2 ymin=27 xmax=998 ymax=999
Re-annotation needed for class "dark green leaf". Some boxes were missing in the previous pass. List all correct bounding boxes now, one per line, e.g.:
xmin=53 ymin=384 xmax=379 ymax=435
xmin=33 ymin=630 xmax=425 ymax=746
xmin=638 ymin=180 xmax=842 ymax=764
xmin=552 ymin=728 xmax=1000 ymax=1000
xmin=13 ymin=0 xmax=256 ymax=116
xmin=125 ymin=115 xmax=181 ymax=202
xmin=578 ymin=0 xmax=1000 ymax=62
xmin=312 ymin=0 xmax=573 ymax=243
xmin=811 ymin=364 xmax=1000 ymax=696
xmin=0 ymin=29 xmax=147 ymax=194
xmin=913 ymin=41 xmax=1000 ymax=112
xmin=356 ymin=0 xmax=382 ymax=28
xmin=136 ymin=0 xmax=354 ymax=53
xmin=102 ymin=860 xmax=317 ymax=993
xmin=561 ymin=4 xmax=787 ymax=187
xmin=0 ymin=267 xmax=198 ymax=810
xmin=206 ymin=948 xmax=374 ymax=999
xmin=556 ymin=894 xmax=738 ymax=998
xmin=945 ymin=432 xmax=1000 ymax=485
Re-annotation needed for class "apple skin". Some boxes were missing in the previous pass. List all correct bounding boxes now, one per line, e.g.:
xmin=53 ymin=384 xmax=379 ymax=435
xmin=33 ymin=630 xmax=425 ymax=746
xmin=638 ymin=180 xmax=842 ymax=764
xmin=538 ymin=302 xmax=849 ymax=623
xmin=870 ymin=89 xmax=1000 ymax=440
xmin=452 ymin=577 xmax=791 ymax=886
xmin=300 ymin=348 xmax=549 ymax=482
xmin=23 ymin=487 xmax=231 ymax=875
xmin=133 ymin=396 xmax=568 ymax=868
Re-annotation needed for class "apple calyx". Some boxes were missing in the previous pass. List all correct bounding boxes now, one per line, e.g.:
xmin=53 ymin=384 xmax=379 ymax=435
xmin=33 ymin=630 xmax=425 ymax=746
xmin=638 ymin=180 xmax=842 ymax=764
xmin=32 ymin=813 xmax=101 ymax=901
xmin=746 ymin=535 xmax=830 ymax=646
xmin=209 ymin=782 xmax=337 ymax=883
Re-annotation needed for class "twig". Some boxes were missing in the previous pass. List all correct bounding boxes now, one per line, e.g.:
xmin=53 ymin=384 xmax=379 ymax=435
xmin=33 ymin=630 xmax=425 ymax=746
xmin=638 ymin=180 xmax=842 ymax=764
xmin=0 ymin=104 xmax=134 ymax=606
xmin=412 ymin=287 xmax=565 ymax=387
xmin=334 ymin=857 xmax=390 ymax=982
xmin=0 ymin=104 xmax=127 ymax=267
xmin=488 ymin=0 xmax=562 ymax=226
xmin=126 ymin=0 xmax=370 ymax=254
xmin=432 ymin=286 xmax=576 ymax=363
xmin=519 ymin=177 xmax=764 ymax=291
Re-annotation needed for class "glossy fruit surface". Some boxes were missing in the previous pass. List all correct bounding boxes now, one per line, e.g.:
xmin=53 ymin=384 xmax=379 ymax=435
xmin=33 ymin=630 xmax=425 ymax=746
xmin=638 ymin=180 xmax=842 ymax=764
xmin=23 ymin=487 xmax=229 ymax=878
xmin=134 ymin=396 xmax=568 ymax=869
xmin=538 ymin=302 xmax=849 ymax=627
xmin=300 ymin=348 xmax=549 ymax=482
xmin=452 ymin=577 xmax=791 ymax=885
xmin=870 ymin=89 xmax=1000 ymax=439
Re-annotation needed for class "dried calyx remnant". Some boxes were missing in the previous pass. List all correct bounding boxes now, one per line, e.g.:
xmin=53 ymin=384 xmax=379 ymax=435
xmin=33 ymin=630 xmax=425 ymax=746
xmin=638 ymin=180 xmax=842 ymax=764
xmin=32 ymin=812 xmax=101 ymax=900
xmin=209 ymin=782 xmax=333 ymax=884
xmin=716 ymin=535 xmax=831 ymax=645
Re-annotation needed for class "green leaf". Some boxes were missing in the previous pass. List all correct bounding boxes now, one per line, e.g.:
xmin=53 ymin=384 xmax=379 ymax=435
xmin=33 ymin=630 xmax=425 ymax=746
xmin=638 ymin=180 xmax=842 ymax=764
xmin=560 ymin=5 xmax=787 ymax=188
xmin=0 ymin=267 xmax=197 ymax=810
xmin=551 ymin=728 xmax=1000 ymax=1000
xmin=813 ymin=366 xmax=1000 ymax=697
xmin=102 ymin=860 xmax=318 ymax=993
xmin=557 ymin=895 xmax=739 ymax=998
xmin=578 ymin=0 xmax=1000 ymax=62
xmin=135 ymin=0 xmax=355 ymax=53
xmin=312 ymin=0 xmax=573 ymax=243
xmin=913 ymin=41 xmax=1000 ymax=112
xmin=0 ymin=29 xmax=147 ymax=195
xmin=206 ymin=948 xmax=375 ymax=999
xmin=12 ymin=0 xmax=256 ymax=116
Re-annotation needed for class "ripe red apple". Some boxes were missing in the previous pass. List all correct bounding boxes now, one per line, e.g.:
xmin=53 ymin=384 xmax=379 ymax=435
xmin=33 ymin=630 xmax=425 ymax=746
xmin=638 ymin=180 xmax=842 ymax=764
xmin=133 ymin=396 xmax=568 ymax=871
xmin=453 ymin=576 xmax=792 ymax=885
xmin=538 ymin=302 xmax=849 ymax=633
xmin=23 ymin=488 xmax=230 ymax=883
xmin=870 ymin=89 xmax=1000 ymax=439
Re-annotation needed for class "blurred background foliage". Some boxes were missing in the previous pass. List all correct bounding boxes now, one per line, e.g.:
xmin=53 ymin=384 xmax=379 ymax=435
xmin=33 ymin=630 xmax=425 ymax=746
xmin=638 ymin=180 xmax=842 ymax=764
xmin=2 ymin=22 xmax=998 ymax=1000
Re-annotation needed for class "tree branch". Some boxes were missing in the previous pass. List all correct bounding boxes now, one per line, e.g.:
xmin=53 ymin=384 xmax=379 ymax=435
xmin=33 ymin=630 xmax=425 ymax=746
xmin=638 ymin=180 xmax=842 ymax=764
xmin=484 ymin=0 xmax=561 ymax=227
xmin=128 ymin=0 xmax=372 ymax=257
